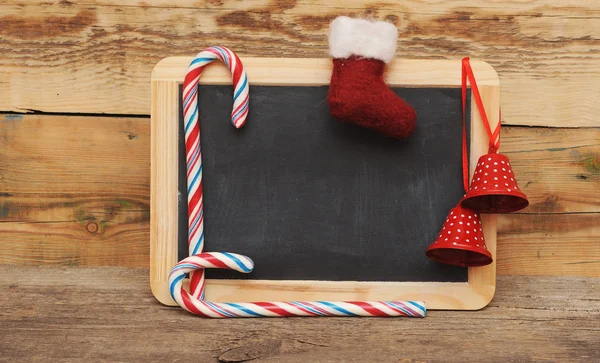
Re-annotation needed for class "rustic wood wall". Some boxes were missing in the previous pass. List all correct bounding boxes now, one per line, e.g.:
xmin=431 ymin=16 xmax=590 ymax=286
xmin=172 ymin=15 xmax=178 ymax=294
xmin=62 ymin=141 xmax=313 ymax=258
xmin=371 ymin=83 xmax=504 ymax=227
xmin=0 ymin=0 xmax=598 ymax=277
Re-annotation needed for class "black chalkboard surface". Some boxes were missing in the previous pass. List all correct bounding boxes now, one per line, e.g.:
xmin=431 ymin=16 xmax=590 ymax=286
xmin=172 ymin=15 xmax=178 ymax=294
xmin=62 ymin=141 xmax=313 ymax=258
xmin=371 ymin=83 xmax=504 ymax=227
xmin=177 ymin=85 xmax=471 ymax=283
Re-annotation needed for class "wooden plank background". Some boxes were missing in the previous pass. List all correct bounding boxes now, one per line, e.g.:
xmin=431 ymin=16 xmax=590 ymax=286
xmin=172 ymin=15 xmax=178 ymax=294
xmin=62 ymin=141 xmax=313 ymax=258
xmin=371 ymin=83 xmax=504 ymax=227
xmin=0 ymin=0 xmax=598 ymax=277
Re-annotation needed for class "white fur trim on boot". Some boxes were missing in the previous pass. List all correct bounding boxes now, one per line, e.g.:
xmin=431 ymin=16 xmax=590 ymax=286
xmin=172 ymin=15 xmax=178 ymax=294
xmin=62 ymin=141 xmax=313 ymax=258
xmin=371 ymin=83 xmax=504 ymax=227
xmin=328 ymin=16 xmax=398 ymax=63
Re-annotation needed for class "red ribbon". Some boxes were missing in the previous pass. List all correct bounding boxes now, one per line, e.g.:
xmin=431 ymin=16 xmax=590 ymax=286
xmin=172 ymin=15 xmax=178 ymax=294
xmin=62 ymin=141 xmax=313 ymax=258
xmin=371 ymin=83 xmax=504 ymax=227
xmin=461 ymin=57 xmax=501 ymax=192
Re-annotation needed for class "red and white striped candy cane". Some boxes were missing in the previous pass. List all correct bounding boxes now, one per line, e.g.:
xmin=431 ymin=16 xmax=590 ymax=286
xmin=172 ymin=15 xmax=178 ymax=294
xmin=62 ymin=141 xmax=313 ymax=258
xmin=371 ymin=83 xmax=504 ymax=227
xmin=169 ymin=253 xmax=426 ymax=318
xmin=181 ymin=46 xmax=249 ymax=300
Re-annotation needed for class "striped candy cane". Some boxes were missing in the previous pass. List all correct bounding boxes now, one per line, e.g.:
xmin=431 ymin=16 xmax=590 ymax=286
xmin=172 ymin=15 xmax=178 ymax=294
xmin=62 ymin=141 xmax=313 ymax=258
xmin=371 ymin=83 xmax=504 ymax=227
xmin=169 ymin=253 xmax=426 ymax=318
xmin=169 ymin=46 xmax=426 ymax=318
xmin=182 ymin=46 xmax=249 ymax=300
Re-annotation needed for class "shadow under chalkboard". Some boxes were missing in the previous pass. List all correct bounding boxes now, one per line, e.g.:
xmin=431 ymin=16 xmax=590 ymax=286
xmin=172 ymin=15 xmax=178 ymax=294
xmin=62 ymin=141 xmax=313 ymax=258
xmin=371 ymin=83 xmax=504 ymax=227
xmin=178 ymin=85 xmax=471 ymax=283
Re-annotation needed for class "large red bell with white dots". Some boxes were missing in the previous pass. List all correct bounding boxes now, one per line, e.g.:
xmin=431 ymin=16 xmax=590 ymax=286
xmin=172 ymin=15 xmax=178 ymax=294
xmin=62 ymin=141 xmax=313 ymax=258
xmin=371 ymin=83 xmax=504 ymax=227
xmin=460 ymin=153 xmax=528 ymax=213
xmin=425 ymin=204 xmax=492 ymax=267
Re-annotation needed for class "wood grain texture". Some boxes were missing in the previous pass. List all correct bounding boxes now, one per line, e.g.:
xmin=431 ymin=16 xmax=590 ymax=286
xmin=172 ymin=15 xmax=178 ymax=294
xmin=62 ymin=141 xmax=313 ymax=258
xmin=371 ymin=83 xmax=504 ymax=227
xmin=0 ymin=113 xmax=149 ymax=194
xmin=1 ymin=113 xmax=599 ymax=277
xmin=0 ymin=113 xmax=150 ymax=267
xmin=501 ymin=126 xmax=600 ymax=214
xmin=0 ymin=266 xmax=598 ymax=362
xmin=498 ymin=213 xmax=600 ymax=277
xmin=0 ymin=0 xmax=599 ymax=127
xmin=497 ymin=127 xmax=600 ymax=275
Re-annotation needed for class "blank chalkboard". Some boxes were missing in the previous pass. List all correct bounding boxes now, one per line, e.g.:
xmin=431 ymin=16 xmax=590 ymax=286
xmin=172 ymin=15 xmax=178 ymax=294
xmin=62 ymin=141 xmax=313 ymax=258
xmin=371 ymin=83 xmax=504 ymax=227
xmin=177 ymin=85 xmax=471 ymax=283
xmin=150 ymin=57 xmax=500 ymax=309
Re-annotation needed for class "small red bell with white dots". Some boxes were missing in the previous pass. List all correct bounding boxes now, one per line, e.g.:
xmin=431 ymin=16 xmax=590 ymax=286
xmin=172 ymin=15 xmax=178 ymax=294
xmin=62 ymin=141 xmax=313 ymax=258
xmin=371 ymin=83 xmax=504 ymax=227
xmin=460 ymin=153 xmax=528 ymax=213
xmin=425 ymin=205 xmax=492 ymax=267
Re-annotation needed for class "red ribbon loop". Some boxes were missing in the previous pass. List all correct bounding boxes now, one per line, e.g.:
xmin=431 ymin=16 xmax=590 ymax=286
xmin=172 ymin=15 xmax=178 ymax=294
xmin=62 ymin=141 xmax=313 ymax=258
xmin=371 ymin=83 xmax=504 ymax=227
xmin=461 ymin=57 xmax=502 ymax=192
xmin=462 ymin=57 xmax=501 ymax=154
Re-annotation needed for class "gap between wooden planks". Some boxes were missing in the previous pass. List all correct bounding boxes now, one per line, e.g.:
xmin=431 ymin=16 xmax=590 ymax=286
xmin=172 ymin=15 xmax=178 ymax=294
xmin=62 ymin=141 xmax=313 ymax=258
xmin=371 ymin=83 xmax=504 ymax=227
xmin=0 ymin=113 xmax=598 ymax=277
xmin=0 ymin=0 xmax=599 ymax=127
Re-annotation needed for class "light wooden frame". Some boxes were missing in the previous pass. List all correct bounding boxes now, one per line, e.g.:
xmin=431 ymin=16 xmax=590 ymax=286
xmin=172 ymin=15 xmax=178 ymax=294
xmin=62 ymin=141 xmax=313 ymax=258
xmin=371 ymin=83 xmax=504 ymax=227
xmin=151 ymin=57 xmax=499 ymax=310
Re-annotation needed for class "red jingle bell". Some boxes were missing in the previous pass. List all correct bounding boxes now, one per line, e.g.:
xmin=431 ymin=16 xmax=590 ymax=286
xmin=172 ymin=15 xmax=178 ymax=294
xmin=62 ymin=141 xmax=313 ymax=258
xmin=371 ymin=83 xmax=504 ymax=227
xmin=460 ymin=153 xmax=529 ymax=213
xmin=426 ymin=57 xmax=500 ymax=267
xmin=426 ymin=205 xmax=493 ymax=267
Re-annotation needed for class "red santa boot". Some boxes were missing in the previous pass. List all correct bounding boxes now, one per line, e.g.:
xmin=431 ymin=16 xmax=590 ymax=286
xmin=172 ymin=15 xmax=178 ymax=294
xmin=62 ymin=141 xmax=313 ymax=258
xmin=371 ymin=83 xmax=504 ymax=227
xmin=327 ymin=16 xmax=416 ymax=139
